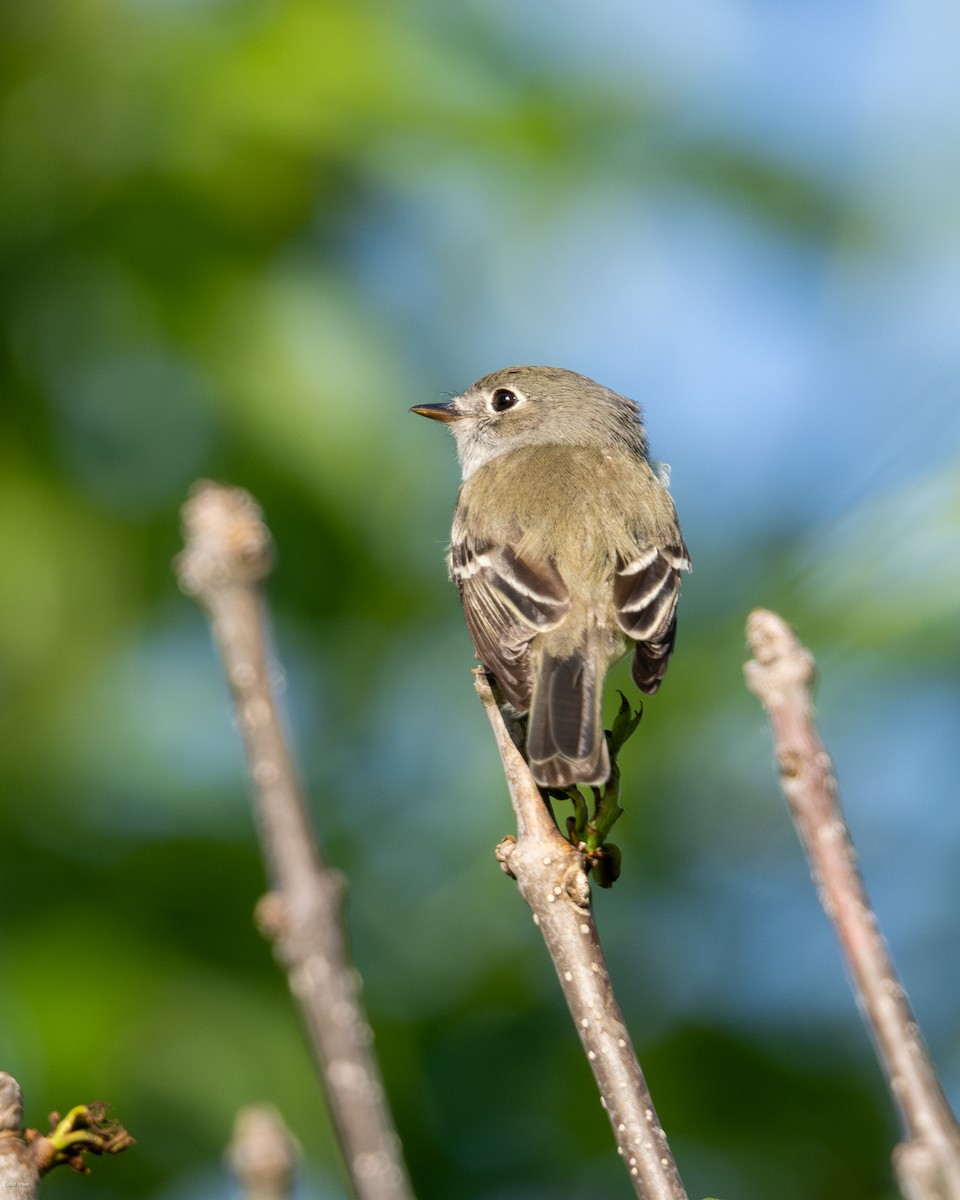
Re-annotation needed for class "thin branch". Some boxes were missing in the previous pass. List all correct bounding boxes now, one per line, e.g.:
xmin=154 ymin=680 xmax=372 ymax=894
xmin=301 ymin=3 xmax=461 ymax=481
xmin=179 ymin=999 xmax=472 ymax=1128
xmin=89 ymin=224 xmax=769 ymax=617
xmin=474 ymin=671 xmax=688 ymax=1200
xmin=176 ymin=482 xmax=415 ymax=1200
xmin=744 ymin=608 xmax=960 ymax=1200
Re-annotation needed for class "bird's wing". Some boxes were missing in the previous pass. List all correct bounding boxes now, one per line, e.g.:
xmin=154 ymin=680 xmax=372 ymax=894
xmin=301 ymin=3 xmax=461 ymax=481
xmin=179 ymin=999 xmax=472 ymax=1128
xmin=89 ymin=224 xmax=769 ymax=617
xmin=450 ymin=537 xmax=570 ymax=712
xmin=614 ymin=541 xmax=691 ymax=694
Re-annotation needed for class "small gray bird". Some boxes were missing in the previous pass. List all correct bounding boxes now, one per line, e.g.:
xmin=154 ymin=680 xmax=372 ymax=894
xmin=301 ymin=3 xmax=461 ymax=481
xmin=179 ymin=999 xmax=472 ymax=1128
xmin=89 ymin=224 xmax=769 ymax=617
xmin=412 ymin=366 xmax=690 ymax=789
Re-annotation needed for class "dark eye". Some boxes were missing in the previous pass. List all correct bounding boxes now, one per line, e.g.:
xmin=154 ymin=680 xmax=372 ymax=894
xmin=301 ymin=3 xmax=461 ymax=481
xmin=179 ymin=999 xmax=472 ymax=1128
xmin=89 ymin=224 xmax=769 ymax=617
xmin=491 ymin=388 xmax=519 ymax=413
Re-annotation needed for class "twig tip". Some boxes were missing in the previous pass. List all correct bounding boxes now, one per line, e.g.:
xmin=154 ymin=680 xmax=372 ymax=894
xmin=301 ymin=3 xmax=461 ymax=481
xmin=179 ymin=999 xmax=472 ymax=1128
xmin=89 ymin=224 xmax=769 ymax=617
xmin=746 ymin=608 xmax=796 ymax=662
xmin=175 ymin=481 xmax=275 ymax=598
xmin=744 ymin=608 xmax=816 ymax=698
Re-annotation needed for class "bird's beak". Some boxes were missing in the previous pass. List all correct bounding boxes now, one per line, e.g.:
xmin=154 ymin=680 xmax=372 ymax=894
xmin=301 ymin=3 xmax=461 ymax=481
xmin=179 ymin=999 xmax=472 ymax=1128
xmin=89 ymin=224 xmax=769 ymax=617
xmin=410 ymin=400 xmax=463 ymax=424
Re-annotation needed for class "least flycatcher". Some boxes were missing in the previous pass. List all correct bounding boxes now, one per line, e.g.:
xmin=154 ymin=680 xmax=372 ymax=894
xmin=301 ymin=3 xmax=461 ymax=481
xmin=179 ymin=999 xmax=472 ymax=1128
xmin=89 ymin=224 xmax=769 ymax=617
xmin=412 ymin=366 xmax=690 ymax=788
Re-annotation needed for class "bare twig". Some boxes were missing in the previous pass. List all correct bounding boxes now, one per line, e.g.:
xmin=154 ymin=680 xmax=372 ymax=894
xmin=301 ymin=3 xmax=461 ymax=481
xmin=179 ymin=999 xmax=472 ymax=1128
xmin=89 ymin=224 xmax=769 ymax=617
xmin=176 ymin=482 xmax=414 ymax=1200
xmin=744 ymin=608 xmax=960 ymax=1200
xmin=474 ymin=671 xmax=688 ymax=1200
xmin=229 ymin=1104 xmax=298 ymax=1200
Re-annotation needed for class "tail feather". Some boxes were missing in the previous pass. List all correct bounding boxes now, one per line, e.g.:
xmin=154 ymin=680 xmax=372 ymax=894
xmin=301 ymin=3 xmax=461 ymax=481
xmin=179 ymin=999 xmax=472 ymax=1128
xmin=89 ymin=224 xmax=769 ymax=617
xmin=527 ymin=648 xmax=610 ymax=788
xmin=631 ymin=612 xmax=678 ymax=694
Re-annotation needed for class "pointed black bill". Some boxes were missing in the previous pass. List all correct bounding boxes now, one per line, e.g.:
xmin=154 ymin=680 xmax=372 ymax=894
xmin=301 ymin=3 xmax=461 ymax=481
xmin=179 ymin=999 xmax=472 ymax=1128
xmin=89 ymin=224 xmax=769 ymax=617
xmin=410 ymin=401 xmax=462 ymax=423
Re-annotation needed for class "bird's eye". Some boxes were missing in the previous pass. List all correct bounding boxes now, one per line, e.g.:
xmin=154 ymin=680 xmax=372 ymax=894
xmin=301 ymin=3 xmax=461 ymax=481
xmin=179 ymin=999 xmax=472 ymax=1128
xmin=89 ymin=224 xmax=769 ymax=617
xmin=491 ymin=388 xmax=519 ymax=413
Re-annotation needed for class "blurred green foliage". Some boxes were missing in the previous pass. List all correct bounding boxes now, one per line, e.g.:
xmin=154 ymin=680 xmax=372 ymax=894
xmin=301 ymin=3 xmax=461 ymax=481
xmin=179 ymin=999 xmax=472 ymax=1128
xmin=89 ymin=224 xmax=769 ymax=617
xmin=2 ymin=1 xmax=959 ymax=1198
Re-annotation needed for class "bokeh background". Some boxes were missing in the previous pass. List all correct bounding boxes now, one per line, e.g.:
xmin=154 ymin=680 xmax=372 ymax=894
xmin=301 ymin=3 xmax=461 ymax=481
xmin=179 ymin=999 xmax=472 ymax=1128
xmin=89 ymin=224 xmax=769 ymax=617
xmin=2 ymin=1 xmax=960 ymax=1197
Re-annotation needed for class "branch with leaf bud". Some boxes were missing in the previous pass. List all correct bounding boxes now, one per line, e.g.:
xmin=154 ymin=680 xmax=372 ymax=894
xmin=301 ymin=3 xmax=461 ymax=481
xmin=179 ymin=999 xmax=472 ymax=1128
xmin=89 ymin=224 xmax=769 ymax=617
xmin=475 ymin=672 xmax=688 ymax=1200
xmin=0 ymin=1073 xmax=134 ymax=1199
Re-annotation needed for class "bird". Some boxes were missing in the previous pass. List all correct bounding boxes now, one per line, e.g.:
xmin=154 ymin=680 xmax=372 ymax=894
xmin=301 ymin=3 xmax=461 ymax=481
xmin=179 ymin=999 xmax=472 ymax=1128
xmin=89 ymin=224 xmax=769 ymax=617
xmin=411 ymin=365 xmax=690 ymax=789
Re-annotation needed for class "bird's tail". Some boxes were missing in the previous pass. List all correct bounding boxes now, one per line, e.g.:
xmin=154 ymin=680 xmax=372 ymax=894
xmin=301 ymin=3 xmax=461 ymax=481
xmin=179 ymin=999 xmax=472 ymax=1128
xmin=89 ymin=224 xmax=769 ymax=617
xmin=527 ymin=640 xmax=610 ymax=789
